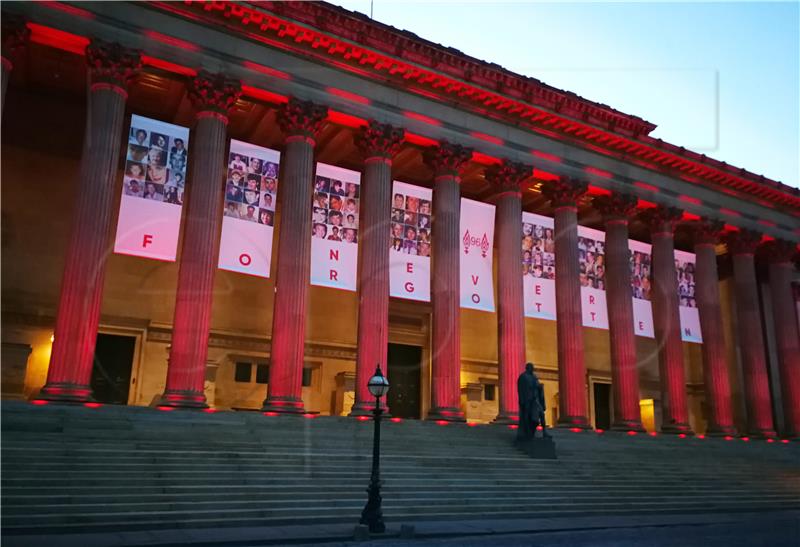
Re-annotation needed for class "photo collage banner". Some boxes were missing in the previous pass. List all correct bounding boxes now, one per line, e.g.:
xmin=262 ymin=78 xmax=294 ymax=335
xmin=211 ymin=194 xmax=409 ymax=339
xmin=114 ymin=115 xmax=189 ymax=261
xmin=218 ymin=140 xmax=280 ymax=277
xmin=389 ymin=181 xmax=432 ymax=301
xmin=521 ymin=212 xmax=702 ymax=343
xmin=460 ymin=198 xmax=496 ymax=312
xmin=311 ymin=163 xmax=361 ymax=291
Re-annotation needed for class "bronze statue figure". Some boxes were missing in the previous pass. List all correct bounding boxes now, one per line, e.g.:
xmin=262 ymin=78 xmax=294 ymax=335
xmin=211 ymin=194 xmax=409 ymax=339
xmin=517 ymin=362 xmax=549 ymax=439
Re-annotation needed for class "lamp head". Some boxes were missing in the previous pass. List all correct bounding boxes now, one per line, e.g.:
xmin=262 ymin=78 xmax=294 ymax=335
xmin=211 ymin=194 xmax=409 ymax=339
xmin=367 ymin=365 xmax=390 ymax=398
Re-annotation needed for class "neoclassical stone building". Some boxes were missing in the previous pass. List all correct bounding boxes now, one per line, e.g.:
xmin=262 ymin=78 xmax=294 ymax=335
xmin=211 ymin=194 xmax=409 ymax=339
xmin=2 ymin=1 xmax=798 ymax=437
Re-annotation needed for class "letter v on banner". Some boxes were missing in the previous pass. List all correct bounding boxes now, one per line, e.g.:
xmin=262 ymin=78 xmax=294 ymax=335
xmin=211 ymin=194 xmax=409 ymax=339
xmin=460 ymin=198 xmax=495 ymax=311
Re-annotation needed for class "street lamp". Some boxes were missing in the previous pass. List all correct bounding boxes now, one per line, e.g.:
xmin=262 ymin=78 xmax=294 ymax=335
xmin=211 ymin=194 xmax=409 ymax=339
xmin=360 ymin=365 xmax=389 ymax=533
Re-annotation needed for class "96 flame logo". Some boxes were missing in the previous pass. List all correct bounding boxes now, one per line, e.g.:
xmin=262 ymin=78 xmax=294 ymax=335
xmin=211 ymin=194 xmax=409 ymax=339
xmin=462 ymin=229 xmax=490 ymax=257
xmin=480 ymin=234 xmax=489 ymax=258
xmin=463 ymin=230 xmax=471 ymax=254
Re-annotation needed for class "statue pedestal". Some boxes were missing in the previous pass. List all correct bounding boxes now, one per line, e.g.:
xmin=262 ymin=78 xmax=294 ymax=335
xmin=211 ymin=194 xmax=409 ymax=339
xmin=514 ymin=436 xmax=557 ymax=460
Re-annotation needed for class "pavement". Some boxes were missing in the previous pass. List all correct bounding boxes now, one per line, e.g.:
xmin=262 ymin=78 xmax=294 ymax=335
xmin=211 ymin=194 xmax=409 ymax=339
xmin=3 ymin=510 xmax=799 ymax=547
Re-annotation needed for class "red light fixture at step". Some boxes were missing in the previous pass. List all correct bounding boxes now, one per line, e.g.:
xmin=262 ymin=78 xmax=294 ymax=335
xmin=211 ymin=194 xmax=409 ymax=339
xmin=648 ymin=431 xmax=657 ymax=437
xmin=570 ymin=427 xmax=582 ymax=433
xmin=435 ymin=420 xmax=449 ymax=426
xmin=303 ymin=413 xmax=316 ymax=419
xmin=781 ymin=439 xmax=790 ymax=444
xmin=466 ymin=422 xmax=478 ymax=427
xmin=389 ymin=417 xmax=402 ymax=423
xmin=627 ymin=430 xmax=638 ymax=436
xmin=508 ymin=424 xmax=518 ymax=430
xmin=263 ymin=411 xmax=279 ymax=417
xmin=595 ymin=429 xmax=604 ymax=434
xmin=356 ymin=415 xmax=371 ymax=422
xmin=724 ymin=435 xmax=733 ymax=441
xmin=696 ymin=434 xmax=706 ymax=439
xmin=83 ymin=402 xmax=102 ymax=409
xmin=156 ymin=406 xmax=174 ymax=412
xmin=741 ymin=436 xmax=750 ymax=442
xmin=766 ymin=438 xmax=775 ymax=444
xmin=31 ymin=399 xmax=49 ymax=406
xmin=203 ymin=408 xmax=217 ymax=413
xmin=678 ymin=433 xmax=686 ymax=439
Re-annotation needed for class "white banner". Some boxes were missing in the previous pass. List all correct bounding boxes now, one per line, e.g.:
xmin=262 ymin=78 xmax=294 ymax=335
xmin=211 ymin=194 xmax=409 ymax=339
xmin=460 ymin=198 xmax=495 ymax=311
xmin=389 ymin=181 xmax=432 ymax=301
xmin=522 ymin=212 xmax=556 ymax=320
xmin=675 ymin=249 xmax=702 ymax=343
xmin=217 ymin=140 xmax=280 ymax=277
xmin=629 ymin=239 xmax=655 ymax=338
xmin=114 ymin=115 xmax=189 ymax=261
xmin=310 ymin=163 xmax=360 ymax=291
xmin=577 ymin=225 xmax=609 ymax=329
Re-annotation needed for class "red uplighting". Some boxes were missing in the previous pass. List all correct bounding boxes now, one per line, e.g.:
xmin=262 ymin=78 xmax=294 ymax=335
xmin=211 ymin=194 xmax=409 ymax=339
xmin=766 ymin=438 xmax=775 ymax=443
xmin=637 ymin=199 xmax=658 ymax=209
xmin=719 ymin=208 xmax=741 ymax=218
xmin=435 ymin=420 xmax=449 ymax=426
xmin=326 ymin=87 xmax=370 ymax=105
xmin=679 ymin=194 xmax=703 ymax=206
xmin=27 ymin=23 xmax=89 ymax=55
xmin=156 ymin=406 xmax=174 ymax=412
xmin=627 ymin=430 xmax=638 ymax=436
xmin=697 ymin=434 xmax=706 ymax=439
xmin=469 ymin=131 xmax=504 ymax=146
xmin=390 ymin=417 xmax=402 ymax=423
xmin=570 ymin=427 xmax=582 ymax=433
xmin=781 ymin=439 xmax=790 ymax=444
xmin=531 ymin=150 xmax=562 ymax=164
xmin=724 ymin=435 xmax=734 ymax=441
xmin=741 ymin=436 xmax=750 ymax=442
xmin=83 ymin=402 xmax=102 ymax=409
xmin=466 ymin=422 xmax=478 ymax=427
xmin=327 ymin=110 xmax=368 ymax=128
xmin=587 ymin=185 xmax=612 ymax=197
xmin=633 ymin=181 xmax=659 ymax=193
xmin=404 ymin=132 xmax=438 ymax=147
xmin=758 ymin=219 xmax=777 ymax=228
xmin=532 ymin=168 xmax=560 ymax=182
xmin=263 ymin=411 xmax=279 ymax=417
xmin=678 ymin=433 xmax=686 ymax=438
xmin=471 ymin=151 xmax=502 ymax=166
xmin=31 ymin=399 xmax=49 ymax=406
xmin=303 ymin=413 xmax=316 ymax=419
xmin=536 ymin=425 xmax=543 ymax=431
xmin=682 ymin=211 xmax=701 ymax=221
xmin=508 ymin=424 xmax=519 ymax=430
xmin=648 ymin=431 xmax=657 ymax=437
xmin=142 ymin=56 xmax=197 ymax=77
xmin=242 ymin=60 xmax=290 ymax=80
xmin=41 ymin=1 xmax=95 ymax=19
xmin=142 ymin=30 xmax=200 ymax=52
xmin=356 ymin=415 xmax=370 ymax=421
xmin=403 ymin=111 xmax=442 ymax=127
xmin=203 ymin=408 xmax=217 ymax=413
xmin=595 ymin=428 xmax=604 ymax=434
xmin=723 ymin=224 xmax=740 ymax=232
xmin=241 ymin=85 xmax=289 ymax=105
xmin=585 ymin=167 xmax=613 ymax=179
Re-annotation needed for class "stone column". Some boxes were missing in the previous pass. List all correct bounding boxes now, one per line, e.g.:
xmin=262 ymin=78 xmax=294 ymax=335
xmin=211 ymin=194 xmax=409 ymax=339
xmin=541 ymin=177 xmax=590 ymax=429
xmin=160 ymin=72 xmax=241 ymax=408
xmin=724 ymin=230 xmax=776 ymax=438
xmin=40 ymin=41 xmax=140 ymax=402
xmin=641 ymin=206 xmax=692 ymax=434
xmin=485 ymin=160 xmax=532 ymax=424
xmin=593 ymin=193 xmax=644 ymax=431
xmin=423 ymin=141 xmax=472 ymax=422
xmin=691 ymin=220 xmax=736 ymax=435
xmin=262 ymin=98 xmax=328 ymax=414
xmin=1 ymin=16 xmax=29 ymax=114
xmin=762 ymin=239 xmax=800 ymax=438
xmin=350 ymin=121 xmax=405 ymax=417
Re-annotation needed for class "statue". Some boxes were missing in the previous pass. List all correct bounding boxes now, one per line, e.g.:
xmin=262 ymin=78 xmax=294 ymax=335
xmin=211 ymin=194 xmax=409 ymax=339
xmin=517 ymin=362 xmax=549 ymax=440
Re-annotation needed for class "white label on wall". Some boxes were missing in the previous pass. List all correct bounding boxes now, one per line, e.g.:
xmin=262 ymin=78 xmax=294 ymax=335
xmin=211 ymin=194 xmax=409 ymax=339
xmin=114 ymin=114 xmax=189 ymax=261
xmin=460 ymin=198 xmax=495 ymax=311
xmin=217 ymin=140 xmax=280 ymax=277
xmin=310 ymin=163 xmax=361 ymax=291
xmin=389 ymin=181 xmax=432 ymax=301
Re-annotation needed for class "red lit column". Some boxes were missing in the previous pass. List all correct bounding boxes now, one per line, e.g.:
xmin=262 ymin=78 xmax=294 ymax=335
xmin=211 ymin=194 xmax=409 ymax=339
xmin=642 ymin=206 xmax=692 ymax=434
xmin=350 ymin=121 xmax=405 ymax=417
xmin=1 ymin=16 xmax=29 ymax=114
xmin=159 ymin=72 xmax=241 ymax=408
xmin=691 ymin=220 xmax=736 ymax=436
xmin=724 ymin=230 xmax=776 ymax=438
xmin=593 ymin=193 xmax=644 ymax=431
xmin=40 ymin=42 xmax=140 ymax=402
xmin=263 ymin=98 xmax=328 ymax=414
xmin=762 ymin=240 xmax=800 ymax=438
xmin=486 ymin=160 xmax=532 ymax=424
xmin=423 ymin=141 xmax=472 ymax=422
xmin=541 ymin=177 xmax=590 ymax=429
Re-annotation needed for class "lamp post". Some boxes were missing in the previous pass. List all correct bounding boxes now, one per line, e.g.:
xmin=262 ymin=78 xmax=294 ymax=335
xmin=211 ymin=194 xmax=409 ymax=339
xmin=360 ymin=365 xmax=389 ymax=533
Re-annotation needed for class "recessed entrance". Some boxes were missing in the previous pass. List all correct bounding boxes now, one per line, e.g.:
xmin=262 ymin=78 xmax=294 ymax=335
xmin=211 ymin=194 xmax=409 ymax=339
xmin=593 ymin=382 xmax=612 ymax=430
xmin=387 ymin=343 xmax=422 ymax=419
xmin=90 ymin=333 xmax=136 ymax=405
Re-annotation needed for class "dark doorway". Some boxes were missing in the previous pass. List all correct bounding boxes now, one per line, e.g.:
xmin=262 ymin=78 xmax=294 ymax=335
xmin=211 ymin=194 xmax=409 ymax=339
xmin=593 ymin=382 xmax=611 ymax=430
xmin=91 ymin=333 xmax=136 ymax=405
xmin=386 ymin=344 xmax=422 ymax=419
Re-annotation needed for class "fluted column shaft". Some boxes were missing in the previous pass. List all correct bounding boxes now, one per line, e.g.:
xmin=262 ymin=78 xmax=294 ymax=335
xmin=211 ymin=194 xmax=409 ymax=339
xmin=41 ymin=42 xmax=140 ymax=402
xmin=263 ymin=98 xmax=328 ymax=413
xmin=765 ymin=241 xmax=800 ymax=437
xmin=693 ymin=226 xmax=735 ymax=435
xmin=1 ymin=17 xmax=29 ymax=115
xmin=161 ymin=73 xmax=240 ymax=408
xmin=351 ymin=122 xmax=404 ymax=416
xmin=727 ymin=232 xmax=775 ymax=436
xmin=647 ymin=208 xmax=691 ymax=433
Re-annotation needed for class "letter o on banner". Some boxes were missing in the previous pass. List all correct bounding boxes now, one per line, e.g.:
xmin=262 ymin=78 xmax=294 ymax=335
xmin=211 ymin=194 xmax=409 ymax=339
xmin=471 ymin=293 xmax=481 ymax=304
xmin=239 ymin=253 xmax=252 ymax=267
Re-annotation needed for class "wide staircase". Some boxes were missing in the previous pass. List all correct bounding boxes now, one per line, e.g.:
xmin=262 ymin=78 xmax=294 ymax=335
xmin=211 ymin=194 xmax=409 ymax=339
xmin=2 ymin=401 xmax=799 ymax=537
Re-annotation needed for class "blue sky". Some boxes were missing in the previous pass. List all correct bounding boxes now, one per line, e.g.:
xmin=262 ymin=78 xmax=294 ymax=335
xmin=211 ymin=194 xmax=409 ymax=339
xmin=331 ymin=1 xmax=799 ymax=188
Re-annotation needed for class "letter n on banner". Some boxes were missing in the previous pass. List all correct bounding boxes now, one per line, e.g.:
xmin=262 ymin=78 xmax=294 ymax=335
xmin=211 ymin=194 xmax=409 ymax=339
xmin=389 ymin=181 xmax=432 ymax=301
xmin=218 ymin=140 xmax=280 ymax=277
xmin=310 ymin=162 xmax=360 ymax=291
xmin=114 ymin=114 xmax=189 ymax=261
xmin=460 ymin=198 xmax=495 ymax=311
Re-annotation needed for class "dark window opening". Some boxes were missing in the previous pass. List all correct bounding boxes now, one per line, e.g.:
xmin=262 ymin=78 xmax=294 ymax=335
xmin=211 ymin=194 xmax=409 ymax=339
xmin=256 ymin=364 xmax=270 ymax=384
xmin=302 ymin=367 xmax=313 ymax=387
xmin=484 ymin=384 xmax=496 ymax=401
xmin=234 ymin=362 xmax=252 ymax=383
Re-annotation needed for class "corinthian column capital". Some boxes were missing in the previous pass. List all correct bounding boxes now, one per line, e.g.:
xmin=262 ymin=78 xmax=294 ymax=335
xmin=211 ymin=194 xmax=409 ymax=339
xmin=724 ymin=229 xmax=762 ymax=255
xmin=423 ymin=140 xmax=472 ymax=178
xmin=485 ymin=159 xmax=532 ymax=197
xmin=541 ymin=176 xmax=587 ymax=209
xmin=592 ymin=192 xmax=638 ymax=223
xmin=188 ymin=70 xmax=241 ymax=122
xmin=760 ymin=239 xmax=798 ymax=264
xmin=278 ymin=96 xmax=328 ymax=141
xmin=689 ymin=218 xmax=726 ymax=246
xmin=639 ymin=205 xmax=683 ymax=236
xmin=2 ymin=15 xmax=29 ymax=70
xmin=356 ymin=120 xmax=405 ymax=160
xmin=86 ymin=39 xmax=141 ymax=93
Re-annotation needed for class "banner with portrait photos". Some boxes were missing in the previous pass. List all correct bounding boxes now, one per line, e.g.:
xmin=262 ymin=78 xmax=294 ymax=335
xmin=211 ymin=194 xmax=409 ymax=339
xmin=311 ymin=163 xmax=361 ymax=291
xmin=521 ymin=212 xmax=557 ymax=320
xmin=217 ymin=140 xmax=280 ymax=277
xmin=577 ymin=225 xmax=609 ymax=329
xmin=675 ymin=249 xmax=702 ymax=343
xmin=389 ymin=181 xmax=432 ymax=301
xmin=628 ymin=239 xmax=656 ymax=338
xmin=794 ymin=283 xmax=800 ymax=336
xmin=460 ymin=198 xmax=496 ymax=312
xmin=114 ymin=115 xmax=189 ymax=261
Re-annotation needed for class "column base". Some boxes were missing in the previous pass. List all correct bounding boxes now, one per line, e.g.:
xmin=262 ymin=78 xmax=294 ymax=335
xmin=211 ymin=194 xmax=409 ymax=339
xmin=660 ymin=422 xmax=694 ymax=435
xmin=556 ymin=415 xmax=592 ymax=429
xmin=348 ymin=401 xmax=388 ymax=418
xmin=262 ymin=396 xmax=306 ymax=414
xmin=705 ymin=424 xmax=738 ymax=437
xmin=610 ymin=419 xmax=646 ymax=432
xmin=38 ymin=382 xmax=93 ymax=403
xmin=158 ymin=390 xmax=208 ymax=409
xmin=745 ymin=428 xmax=778 ymax=439
xmin=427 ymin=407 xmax=465 ymax=422
xmin=491 ymin=412 xmax=519 ymax=425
